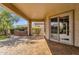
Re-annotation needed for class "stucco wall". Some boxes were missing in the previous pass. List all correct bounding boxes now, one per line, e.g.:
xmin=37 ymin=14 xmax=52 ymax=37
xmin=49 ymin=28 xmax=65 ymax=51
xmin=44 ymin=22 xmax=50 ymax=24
xmin=74 ymin=4 xmax=79 ymax=47
xmin=45 ymin=4 xmax=79 ymax=47
xmin=14 ymin=30 xmax=28 ymax=36
xmin=45 ymin=17 xmax=50 ymax=40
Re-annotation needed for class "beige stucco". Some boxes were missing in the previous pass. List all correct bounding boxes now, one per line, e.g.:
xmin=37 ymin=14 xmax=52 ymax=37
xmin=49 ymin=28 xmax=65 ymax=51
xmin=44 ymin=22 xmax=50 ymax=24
xmin=44 ymin=4 xmax=79 ymax=47
xmin=74 ymin=4 xmax=79 ymax=47
xmin=13 ymin=4 xmax=75 ymax=19
xmin=45 ymin=17 xmax=50 ymax=39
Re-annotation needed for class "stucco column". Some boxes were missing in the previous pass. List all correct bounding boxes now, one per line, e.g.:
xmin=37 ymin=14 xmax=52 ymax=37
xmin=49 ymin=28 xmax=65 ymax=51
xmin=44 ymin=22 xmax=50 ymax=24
xmin=28 ymin=20 xmax=32 ymax=36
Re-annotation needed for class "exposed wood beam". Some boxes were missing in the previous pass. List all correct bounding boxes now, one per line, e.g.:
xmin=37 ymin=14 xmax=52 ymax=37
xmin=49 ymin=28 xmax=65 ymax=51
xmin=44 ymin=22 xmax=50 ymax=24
xmin=1 ymin=3 xmax=31 ymax=20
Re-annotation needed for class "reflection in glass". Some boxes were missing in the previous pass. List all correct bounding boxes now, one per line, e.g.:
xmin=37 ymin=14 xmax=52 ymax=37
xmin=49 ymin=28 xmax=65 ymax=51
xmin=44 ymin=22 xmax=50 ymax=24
xmin=59 ymin=16 xmax=69 ymax=35
xmin=51 ymin=17 xmax=58 ymax=33
xmin=50 ymin=16 xmax=69 ymax=40
xmin=50 ymin=17 xmax=59 ymax=40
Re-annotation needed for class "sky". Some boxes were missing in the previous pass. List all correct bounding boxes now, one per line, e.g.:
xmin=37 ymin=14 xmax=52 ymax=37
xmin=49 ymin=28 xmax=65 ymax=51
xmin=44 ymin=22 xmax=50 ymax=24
xmin=13 ymin=18 xmax=28 ymax=28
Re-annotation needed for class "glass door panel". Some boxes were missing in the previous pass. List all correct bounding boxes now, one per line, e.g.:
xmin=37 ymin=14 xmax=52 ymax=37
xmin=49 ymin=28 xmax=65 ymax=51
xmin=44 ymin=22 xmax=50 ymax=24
xmin=59 ymin=16 xmax=70 ymax=41
xmin=50 ymin=17 xmax=59 ymax=41
xmin=59 ymin=12 xmax=73 ymax=45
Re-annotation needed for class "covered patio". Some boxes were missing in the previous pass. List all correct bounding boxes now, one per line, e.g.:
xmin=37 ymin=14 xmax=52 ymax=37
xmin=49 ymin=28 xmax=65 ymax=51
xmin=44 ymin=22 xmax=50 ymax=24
xmin=0 ymin=3 xmax=79 ymax=55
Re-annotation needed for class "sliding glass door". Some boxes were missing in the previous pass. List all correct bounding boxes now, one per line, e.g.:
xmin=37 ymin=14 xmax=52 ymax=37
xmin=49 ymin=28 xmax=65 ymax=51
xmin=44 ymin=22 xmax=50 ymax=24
xmin=50 ymin=11 xmax=73 ymax=45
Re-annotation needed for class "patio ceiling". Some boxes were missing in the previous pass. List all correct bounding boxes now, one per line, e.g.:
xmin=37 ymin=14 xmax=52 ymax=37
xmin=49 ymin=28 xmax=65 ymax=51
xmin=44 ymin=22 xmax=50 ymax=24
xmin=0 ymin=3 xmax=75 ymax=21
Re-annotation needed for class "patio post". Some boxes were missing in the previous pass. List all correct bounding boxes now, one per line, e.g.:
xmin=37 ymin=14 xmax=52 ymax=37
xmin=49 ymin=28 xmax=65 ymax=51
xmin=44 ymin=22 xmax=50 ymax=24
xmin=28 ymin=20 xmax=32 ymax=36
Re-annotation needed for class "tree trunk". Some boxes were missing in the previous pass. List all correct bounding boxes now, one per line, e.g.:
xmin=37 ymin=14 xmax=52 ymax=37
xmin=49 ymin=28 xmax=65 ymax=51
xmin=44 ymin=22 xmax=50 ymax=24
xmin=4 ymin=29 xmax=7 ymax=35
xmin=4 ymin=29 xmax=11 ymax=37
xmin=7 ymin=29 xmax=11 ymax=37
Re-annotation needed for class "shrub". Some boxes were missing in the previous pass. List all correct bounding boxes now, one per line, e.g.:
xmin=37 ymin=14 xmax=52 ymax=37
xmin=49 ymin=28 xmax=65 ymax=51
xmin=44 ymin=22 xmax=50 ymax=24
xmin=32 ymin=26 xmax=41 ymax=35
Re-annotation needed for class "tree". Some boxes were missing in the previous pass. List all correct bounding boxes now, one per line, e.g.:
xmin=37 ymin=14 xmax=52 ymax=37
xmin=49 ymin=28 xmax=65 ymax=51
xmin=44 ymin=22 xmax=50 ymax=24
xmin=0 ymin=8 xmax=19 ymax=36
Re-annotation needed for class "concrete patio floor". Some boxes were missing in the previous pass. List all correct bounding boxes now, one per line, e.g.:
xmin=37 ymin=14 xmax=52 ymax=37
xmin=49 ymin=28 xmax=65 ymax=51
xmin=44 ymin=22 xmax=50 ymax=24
xmin=0 ymin=36 xmax=51 ymax=55
xmin=46 ymin=40 xmax=79 ymax=55
xmin=0 ymin=35 xmax=79 ymax=55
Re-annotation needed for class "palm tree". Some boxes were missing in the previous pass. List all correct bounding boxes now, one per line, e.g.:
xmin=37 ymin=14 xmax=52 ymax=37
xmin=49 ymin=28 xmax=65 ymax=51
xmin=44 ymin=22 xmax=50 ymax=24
xmin=0 ymin=8 xmax=19 ymax=36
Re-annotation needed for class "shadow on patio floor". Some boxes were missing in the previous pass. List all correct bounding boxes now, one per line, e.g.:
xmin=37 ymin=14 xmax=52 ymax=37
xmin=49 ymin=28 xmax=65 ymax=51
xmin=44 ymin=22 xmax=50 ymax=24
xmin=46 ymin=39 xmax=79 ymax=55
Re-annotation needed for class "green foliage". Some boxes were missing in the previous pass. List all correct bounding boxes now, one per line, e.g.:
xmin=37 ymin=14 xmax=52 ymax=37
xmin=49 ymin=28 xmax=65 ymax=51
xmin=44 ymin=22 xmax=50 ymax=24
xmin=14 ymin=25 xmax=27 ymax=30
xmin=0 ymin=35 xmax=7 ymax=40
xmin=32 ymin=26 xmax=41 ymax=35
xmin=0 ymin=7 xmax=20 ymax=35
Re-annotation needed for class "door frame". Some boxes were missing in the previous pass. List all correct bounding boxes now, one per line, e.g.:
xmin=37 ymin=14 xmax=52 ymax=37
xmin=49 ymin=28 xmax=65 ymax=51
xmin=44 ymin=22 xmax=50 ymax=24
xmin=49 ymin=10 xmax=74 ymax=45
